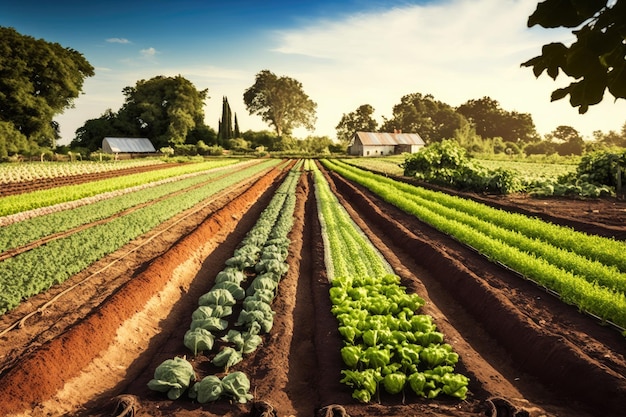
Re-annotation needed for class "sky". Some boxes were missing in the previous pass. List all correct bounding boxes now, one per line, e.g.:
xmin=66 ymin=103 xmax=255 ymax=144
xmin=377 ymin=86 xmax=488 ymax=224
xmin=2 ymin=0 xmax=625 ymax=145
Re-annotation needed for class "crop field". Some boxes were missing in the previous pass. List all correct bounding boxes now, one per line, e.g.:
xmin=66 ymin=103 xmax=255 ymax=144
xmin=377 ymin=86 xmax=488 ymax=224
xmin=0 ymin=158 xmax=625 ymax=417
xmin=345 ymin=155 xmax=577 ymax=183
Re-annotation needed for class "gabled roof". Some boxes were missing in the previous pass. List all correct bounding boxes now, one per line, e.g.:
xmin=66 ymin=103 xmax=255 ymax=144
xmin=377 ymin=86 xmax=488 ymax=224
xmin=354 ymin=131 xmax=425 ymax=146
xmin=102 ymin=137 xmax=156 ymax=153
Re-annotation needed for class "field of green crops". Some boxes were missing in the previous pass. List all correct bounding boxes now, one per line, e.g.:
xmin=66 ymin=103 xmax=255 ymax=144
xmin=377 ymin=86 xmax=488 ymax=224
xmin=0 ymin=157 xmax=624 ymax=417
xmin=344 ymin=155 xmax=576 ymax=183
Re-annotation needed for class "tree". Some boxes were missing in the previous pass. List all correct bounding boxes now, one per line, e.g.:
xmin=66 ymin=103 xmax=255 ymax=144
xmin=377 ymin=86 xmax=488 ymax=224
xmin=218 ymin=96 xmax=234 ymax=142
xmin=71 ymin=109 xmax=124 ymax=151
xmin=0 ymin=121 xmax=28 ymax=159
xmin=457 ymin=97 xmax=538 ymax=143
xmin=522 ymin=0 xmax=626 ymax=113
xmin=547 ymin=125 xmax=585 ymax=155
xmin=0 ymin=27 xmax=94 ymax=148
xmin=243 ymin=70 xmax=317 ymax=137
xmin=335 ymin=104 xmax=378 ymax=144
xmin=116 ymin=75 xmax=208 ymax=148
xmin=380 ymin=93 xmax=469 ymax=143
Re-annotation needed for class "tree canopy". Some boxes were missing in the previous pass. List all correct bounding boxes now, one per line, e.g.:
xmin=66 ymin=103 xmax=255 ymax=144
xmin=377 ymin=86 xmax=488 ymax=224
xmin=0 ymin=26 xmax=94 ymax=150
xmin=522 ymin=0 xmax=626 ymax=113
xmin=117 ymin=75 xmax=208 ymax=148
xmin=73 ymin=75 xmax=209 ymax=151
xmin=456 ymin=97 xmax=538 ymax=143
xmin=380 ymin=93 xmax=469 ymax=143
xmin=243 ymin=70 xmax=317 ymax=137
xmin=335 ymin=104 xmax=378 ymax=145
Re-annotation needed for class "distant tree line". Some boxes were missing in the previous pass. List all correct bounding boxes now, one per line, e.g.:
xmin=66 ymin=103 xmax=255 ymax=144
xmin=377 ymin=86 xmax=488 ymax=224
xmin=335 ymin=94 xmax=626 ymax=157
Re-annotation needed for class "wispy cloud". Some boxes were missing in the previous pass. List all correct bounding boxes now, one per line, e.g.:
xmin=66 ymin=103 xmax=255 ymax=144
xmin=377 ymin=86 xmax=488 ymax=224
xmin=106 ymin=37 xmax=131 ymax=44
xmin=140 ymin=47 xmax=158 ymax=59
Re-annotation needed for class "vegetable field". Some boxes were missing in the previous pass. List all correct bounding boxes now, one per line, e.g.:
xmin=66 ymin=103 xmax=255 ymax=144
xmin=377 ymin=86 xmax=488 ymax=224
xmin=0 ymin=158 xmax=625 ymax=417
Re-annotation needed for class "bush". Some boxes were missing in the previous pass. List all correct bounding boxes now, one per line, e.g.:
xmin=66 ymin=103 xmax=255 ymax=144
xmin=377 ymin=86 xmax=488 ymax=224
xmin=576 ymin=150 xmax=626 ymax=187
xmin=403 ymin=140 xmax=523 ymax=194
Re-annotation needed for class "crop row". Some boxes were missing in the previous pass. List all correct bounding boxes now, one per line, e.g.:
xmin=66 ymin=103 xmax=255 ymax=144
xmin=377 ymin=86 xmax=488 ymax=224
xmin=0 ymin=162 xmax=261 ymax=254
xmin=0 ymin=160 xmax=281 ymax=315
xmin=0 ymin=158 xmax=239 ymax=217
xmin=0 ymin=159 xmax=164 ymax=184
xmin=148 ymin=161 xmax=302 ymax=404
xmin=312 ymin=162 xmax=469 ymax=403
xmin=322 ymin=159 xmax=626 ymax=330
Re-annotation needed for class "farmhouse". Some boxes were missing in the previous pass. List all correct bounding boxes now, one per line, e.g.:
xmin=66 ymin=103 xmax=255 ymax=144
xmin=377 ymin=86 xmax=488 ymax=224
xmin=347 ymin=131 xmax=425 ymax=157
xmin=102 ymin=137 xmax=156 ymax=154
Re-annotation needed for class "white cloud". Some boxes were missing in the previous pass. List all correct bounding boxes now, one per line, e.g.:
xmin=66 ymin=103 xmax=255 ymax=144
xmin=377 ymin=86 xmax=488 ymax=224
xmin=271 ymin=0 xmax=625 ymax=139
xmin=106 ymin=37 xmax=131 ymax=44
xmin=140 ymin=47 xmax=158 ymax=58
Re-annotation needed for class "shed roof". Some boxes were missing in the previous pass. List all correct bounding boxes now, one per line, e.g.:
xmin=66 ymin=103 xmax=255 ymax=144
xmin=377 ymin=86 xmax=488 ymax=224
xmin=102 ymin=137 xmax=156 ymax=153
xmin=354 ymin=132 xmax=425 ymax=146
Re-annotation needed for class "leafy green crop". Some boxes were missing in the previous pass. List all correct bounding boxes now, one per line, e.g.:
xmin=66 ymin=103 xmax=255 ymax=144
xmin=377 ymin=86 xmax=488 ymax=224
xmin=312 ymin=162 xmax=469 ymax=403
xmin=322 ymin=159 xmax=626 ymax=330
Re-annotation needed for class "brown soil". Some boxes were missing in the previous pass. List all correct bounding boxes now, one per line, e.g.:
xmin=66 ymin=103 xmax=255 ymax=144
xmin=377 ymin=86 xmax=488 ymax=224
xmin=0 ymin=161 xmax=624 ymax=417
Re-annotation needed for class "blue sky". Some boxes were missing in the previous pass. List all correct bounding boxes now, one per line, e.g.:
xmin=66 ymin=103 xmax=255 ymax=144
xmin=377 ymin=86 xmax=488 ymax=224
xmin=3 ymin=0 xmax=625 ymax=145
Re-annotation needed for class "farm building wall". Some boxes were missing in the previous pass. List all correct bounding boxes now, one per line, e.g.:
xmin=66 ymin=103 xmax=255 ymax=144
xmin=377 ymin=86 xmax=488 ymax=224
xmin=359 ymin=145 xmax=396 ymax=157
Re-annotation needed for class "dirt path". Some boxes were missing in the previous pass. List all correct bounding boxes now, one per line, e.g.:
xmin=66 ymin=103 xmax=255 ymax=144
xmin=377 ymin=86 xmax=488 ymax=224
xmin=1 ymin=162 xmax=625 ymax=417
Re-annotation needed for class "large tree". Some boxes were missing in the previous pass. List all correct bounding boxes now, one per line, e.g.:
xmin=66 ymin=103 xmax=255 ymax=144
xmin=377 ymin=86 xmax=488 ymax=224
xmin=522 ymin=0 xmax=626 ymax=113
xmin=0 ymin=27 xmax=94 ymax=148
xmin=243 ymin=70 xmax=317 ymax=137
xmin=115 ymin=75 xmax=208 ymax=149
xmin=335 ymin=104 xmax=378 ymax=144
xmin=547 ymin=125 xmax=585 ymax=155
xmin=71 ymin=109 xmax=125 ymax=151
xmin=457 ymin=97 xmax=538 ymax=143
xmin=380 ymin=93 xmax=468 ymax=143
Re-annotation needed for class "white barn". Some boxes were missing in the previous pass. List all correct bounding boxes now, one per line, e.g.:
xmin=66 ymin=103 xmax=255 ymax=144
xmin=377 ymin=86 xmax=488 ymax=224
xmin=102 ymin=137 xmax=156 ymax=154
xmin=348 ymin=132 xmax=425 ymax=157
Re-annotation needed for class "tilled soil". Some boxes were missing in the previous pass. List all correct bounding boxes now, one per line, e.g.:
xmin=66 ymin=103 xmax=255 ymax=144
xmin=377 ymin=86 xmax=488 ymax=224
xmin=0 ymin=162 xmax=625 ymax=417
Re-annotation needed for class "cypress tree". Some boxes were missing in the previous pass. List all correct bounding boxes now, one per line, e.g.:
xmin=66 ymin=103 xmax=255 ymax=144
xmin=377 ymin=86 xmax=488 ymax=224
xmin=218 ymin=96 xmax=233 ymax=140
xmin=234 ymin=113 xmax=240 ymax=138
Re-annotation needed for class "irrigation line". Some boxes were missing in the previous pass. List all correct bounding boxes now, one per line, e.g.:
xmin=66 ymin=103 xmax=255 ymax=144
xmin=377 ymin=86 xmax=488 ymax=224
xmin=0 ymin=165 xmax=275 ymax=337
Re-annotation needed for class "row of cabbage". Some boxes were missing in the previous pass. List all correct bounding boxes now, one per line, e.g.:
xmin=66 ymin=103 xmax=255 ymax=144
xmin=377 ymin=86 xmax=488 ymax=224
xmin=0 ymin=159 xmax=164 ymax=184
xmin=312 ymin=162 xmax=470 ymax=403
xmin=148 ymin=162 xmax=301 ymax=404
xmin=322 ymin=159 xmax=626 ymax=331
xmin=0 ymin=158 xmax=239 ymax=217
xmin=0 ymin=160 xmax=281 ymax=315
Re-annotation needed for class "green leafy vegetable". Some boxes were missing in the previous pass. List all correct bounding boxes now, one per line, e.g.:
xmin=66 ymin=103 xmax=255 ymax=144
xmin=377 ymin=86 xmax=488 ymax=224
xmin=382 ymin=372 xmax=406 ymax=395
xmin=212 ymin=347 xmax=243 ymax=371
xmin=198 ymin=289 xmax=236 ymax=307
xmin=341 ymin=345 xmax=363 ymax=369
xmin=147 ymin=357 xmax=195 ymax=400
xmin=184 ymin=328 xmax=215 ymax=355
xmin=221 ymin=371 xmax=254 ymax=403
xmin=189 ymin=375 xmax=223 ymax=403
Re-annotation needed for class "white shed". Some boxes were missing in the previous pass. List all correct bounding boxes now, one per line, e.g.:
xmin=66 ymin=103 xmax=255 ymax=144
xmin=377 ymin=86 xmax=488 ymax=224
xmin=348 ymin=132 xmax=425 ymax=157
xmin=102 ymin=137 xmax=156 ymax=154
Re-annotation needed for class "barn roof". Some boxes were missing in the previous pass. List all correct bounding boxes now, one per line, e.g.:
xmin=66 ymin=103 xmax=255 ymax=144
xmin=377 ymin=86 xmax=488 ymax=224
xmin=354 ymin=132 xmax=425 ymax=146
xmin=102 ymin=137 xmax=156 ymax=153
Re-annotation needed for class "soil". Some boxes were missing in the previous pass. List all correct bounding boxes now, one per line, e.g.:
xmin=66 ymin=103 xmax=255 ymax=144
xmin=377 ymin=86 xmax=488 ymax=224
xmin=0 ymin=161 xmax=625 ymax=417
